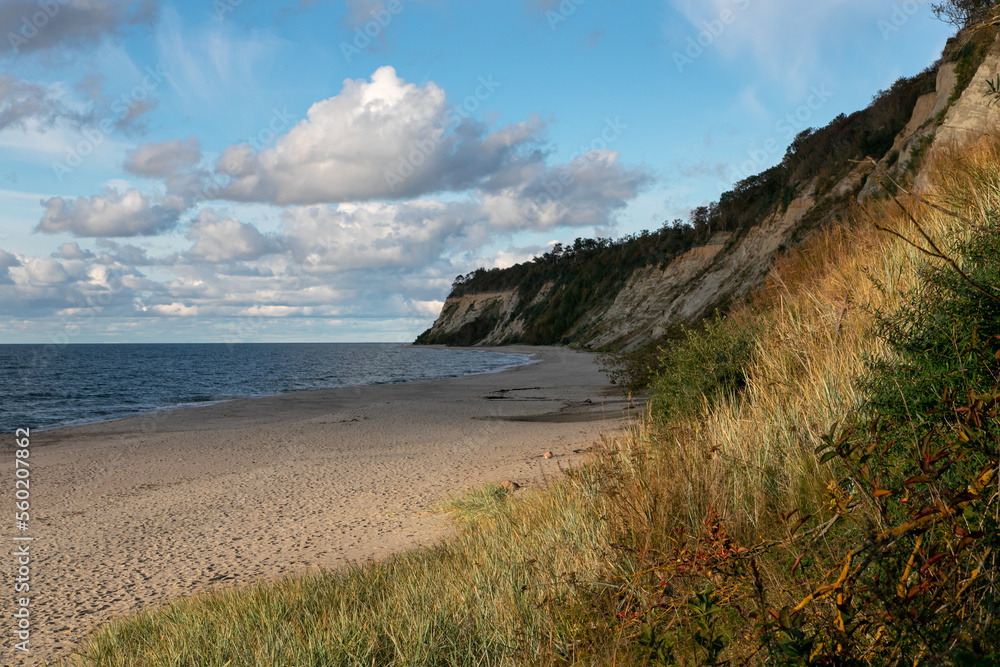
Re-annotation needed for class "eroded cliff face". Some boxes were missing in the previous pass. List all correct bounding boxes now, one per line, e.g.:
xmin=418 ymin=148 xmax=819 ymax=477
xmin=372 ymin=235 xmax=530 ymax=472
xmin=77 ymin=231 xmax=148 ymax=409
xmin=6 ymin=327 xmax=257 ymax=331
xmin=930 ymin=40 xmax=1000 ymax=148
xmin=584 ymin=195 xmax=817 ymax=351
xmin=417 ymin=290 xmax=522 ymax=346
xmin=859 ymin=60 xmax=957 ymax=201
xmin=419 ymin=29 xmax=1000 ymax=351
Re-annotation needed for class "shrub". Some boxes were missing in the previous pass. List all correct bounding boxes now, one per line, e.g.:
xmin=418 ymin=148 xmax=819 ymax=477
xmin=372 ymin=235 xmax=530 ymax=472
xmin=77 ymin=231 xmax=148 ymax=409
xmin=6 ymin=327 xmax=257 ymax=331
xmin=612 ymin=139 xmax=1000 ymax=666
xmin=647 ymin=312 xmax=763 ymax=421
xmin=767 ymin=167 xmax=1000 ymax=663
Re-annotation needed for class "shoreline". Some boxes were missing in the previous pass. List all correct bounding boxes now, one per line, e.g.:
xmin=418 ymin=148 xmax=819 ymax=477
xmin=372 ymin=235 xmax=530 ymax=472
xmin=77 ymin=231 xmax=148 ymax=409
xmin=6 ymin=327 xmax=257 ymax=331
xmin=13 ymin=345 xmax=539 ymax=436
xmin=9 ymin=346 xmax=634 ymax=664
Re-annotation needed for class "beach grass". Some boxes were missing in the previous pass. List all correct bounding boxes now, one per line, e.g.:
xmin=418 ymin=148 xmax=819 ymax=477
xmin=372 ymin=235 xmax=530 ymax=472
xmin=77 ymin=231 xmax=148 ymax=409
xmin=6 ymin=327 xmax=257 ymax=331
xmin=58 ymin=473 xmax=625 ymax=666
xmin=58 ymin=136 xmax=1000 ymax=665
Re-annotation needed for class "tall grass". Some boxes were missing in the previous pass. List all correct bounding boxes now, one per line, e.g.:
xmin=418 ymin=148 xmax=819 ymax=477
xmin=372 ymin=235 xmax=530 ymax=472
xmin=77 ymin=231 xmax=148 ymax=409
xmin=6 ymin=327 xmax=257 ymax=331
xmin=61 ymin=478 xmax=620 ymax=666
xmin=60 ymin=137 xmax=1000 ymax=666
xmin=600 ymin=136 xmax=1000 ymax=664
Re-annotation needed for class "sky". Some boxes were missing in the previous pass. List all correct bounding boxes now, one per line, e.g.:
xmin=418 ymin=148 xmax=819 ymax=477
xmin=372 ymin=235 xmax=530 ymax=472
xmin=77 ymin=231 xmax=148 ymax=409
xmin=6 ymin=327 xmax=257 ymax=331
xmin=0 ymin=0 xmax=954 ymax=343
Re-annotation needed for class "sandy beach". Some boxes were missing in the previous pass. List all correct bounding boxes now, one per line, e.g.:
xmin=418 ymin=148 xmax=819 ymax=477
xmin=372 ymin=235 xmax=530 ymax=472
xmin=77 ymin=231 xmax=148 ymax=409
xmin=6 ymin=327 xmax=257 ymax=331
xmin=6 ymin=347 xmax=633 ymax=664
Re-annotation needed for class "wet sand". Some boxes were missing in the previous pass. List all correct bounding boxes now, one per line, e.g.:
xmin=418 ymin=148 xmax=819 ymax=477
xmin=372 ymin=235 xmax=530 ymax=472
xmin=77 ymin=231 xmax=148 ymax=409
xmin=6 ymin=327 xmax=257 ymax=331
xmin=5 ymin=346 xmax=634 ymax=664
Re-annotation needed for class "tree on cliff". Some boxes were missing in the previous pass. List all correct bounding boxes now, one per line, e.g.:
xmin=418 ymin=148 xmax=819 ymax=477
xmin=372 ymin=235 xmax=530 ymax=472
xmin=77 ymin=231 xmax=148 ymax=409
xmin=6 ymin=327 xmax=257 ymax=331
xmin=932 ymin=0 xmax=997 ymax=27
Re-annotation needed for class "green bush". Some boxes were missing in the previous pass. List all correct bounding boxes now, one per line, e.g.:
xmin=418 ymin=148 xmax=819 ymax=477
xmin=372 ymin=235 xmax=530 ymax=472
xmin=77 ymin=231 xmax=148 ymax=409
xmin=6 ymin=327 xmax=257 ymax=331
xmin=948 ymin=26 xmax=998 ymax=106
xmin=647 ymin=312 xmax=762 ymax=421
xmin=864 ymin=210 xmax=1000 ymax=450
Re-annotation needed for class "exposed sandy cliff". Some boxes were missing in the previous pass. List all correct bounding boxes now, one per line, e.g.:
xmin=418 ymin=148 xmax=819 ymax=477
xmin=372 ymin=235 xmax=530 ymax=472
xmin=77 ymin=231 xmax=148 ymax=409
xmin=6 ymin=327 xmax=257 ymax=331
xmin=419 ymin=28 xmax=1000 ymax=351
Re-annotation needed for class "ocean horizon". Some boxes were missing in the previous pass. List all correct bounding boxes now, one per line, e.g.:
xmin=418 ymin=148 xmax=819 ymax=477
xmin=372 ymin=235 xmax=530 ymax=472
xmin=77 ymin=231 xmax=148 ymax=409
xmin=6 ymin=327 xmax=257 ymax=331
xmin=0 ymin=343 xmax=534 ymax=434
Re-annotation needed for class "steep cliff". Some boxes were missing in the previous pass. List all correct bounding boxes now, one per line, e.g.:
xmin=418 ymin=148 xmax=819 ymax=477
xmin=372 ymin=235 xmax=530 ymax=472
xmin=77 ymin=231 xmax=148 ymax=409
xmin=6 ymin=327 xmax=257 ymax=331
xmin=417 ymin=27 xmax=999 ymax=351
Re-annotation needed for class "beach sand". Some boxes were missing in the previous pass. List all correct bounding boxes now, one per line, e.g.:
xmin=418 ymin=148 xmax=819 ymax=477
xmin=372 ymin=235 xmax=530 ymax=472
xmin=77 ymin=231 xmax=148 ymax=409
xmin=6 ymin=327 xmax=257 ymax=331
xmin=7 ymin=347 xmax=634 ymax=664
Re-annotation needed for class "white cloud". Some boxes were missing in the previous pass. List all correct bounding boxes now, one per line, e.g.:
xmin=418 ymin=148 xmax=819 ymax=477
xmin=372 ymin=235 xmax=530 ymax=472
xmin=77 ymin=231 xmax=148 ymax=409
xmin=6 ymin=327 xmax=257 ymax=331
xmin=479 ymin=150 xmax=647 ymax=230
xmin=185 ymin=209 xmax=283 ymax=262
xmin=281 ymin=200 xmax=472 ymax=273
xmin=0 ymin=249 xmax=20 ymax=267
xmin=409 ymin=299 xmax=444 ymax=317
xmin=23 ymin=258 xmax=72 ymax=285
xmin=149 ymin=302 xmax=198 ymax=317
xmin=215 ymin=66 xmax=543 ymax=205
xmin=94 ymin=239 xmax=155 ymax=266
xmin=37 ymin=188 xmax=185 ymax=237
xmin=0 ymin=74 xmax=89 ymax=130
xmin=6 ymin=52 xmax=650 ymax=329
xmin=277 ymin=149 xmax=646 ymax=273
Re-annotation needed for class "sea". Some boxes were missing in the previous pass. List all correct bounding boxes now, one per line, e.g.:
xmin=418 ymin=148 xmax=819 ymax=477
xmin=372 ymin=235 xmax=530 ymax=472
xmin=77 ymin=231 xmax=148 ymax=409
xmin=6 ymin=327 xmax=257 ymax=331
xmin=0 ymin=343 xmax=534 ymax=434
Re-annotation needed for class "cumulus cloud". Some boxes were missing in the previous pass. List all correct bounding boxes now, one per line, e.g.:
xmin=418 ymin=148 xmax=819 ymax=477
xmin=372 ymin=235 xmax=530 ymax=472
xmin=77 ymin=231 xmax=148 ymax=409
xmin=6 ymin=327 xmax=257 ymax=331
xmin=185 ymin=210 xmax=283 ymax=263
xmin=125 ymin=137 xmax=202 ymax=178
xmin=214 ymin=66 xmax=543 ymax=205
xmin=54 ymin=66 xmax=641 ymax=251
xmin=281 ymin=200 xmax=473 ymax=273
xmin=36 ymin=189 xmax=185 ymax=237
xmin=93 ymin=240 xmax=155 ymax=266
xmin=9 ymin=60 xmax=650 ymax=328
xmin=0 ymin=247 xmax=158 ymax=319
xmin=0 ymin=249 xmax=21 ymax=267
xmin=277 ymin=150 xmax=646 ymax=274
xmin=0 ymin=250 xmax=18 ymax=284
xmin=55 ymin=242 xmax=94 ymax=259
xmin=23 ymin=258 xmax=71 ymax=285
xmin=147 ymin=302 xmax=198 ymax=317
xmin=0 ymin=0 xmax=158 ymax=58
xmin=409 ymin=299 xmax=445 ymax=317
xmin=0 ymin=224 xmax=535 ymax=325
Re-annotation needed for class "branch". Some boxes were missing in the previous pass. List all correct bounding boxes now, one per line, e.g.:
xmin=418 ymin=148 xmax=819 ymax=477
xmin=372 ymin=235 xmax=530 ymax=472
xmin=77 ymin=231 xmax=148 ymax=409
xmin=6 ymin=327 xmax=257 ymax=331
xmin=792 ymin=466 xmax=996 ymax=614
xmin=861 ymin=158 xmax=1000 ymax=305
xmin=853 ymin=157 xmax=980 ymax=229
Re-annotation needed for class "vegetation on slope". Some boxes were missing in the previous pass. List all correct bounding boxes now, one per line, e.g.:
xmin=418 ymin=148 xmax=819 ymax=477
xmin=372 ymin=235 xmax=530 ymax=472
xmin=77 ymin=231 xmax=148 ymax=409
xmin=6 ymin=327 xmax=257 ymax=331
xmin=417 ymin=67 xmax=937 ymax=347
xmin=60 ymin=131 xmax=1000 ymax=667
xmin=600 ymin=137 xmax=1000 ymax=665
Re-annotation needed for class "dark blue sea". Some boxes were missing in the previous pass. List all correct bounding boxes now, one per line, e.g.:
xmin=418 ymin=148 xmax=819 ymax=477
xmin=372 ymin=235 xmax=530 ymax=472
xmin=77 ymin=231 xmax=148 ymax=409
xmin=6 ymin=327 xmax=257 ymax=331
xmin=0 ymin=344 xmax=533 ymax=434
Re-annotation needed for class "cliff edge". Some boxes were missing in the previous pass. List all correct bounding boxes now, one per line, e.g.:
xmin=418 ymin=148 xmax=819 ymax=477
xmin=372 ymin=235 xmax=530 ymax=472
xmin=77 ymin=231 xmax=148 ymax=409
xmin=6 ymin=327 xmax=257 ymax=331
xmin=417 ymin=27 xmax=1000 ymax=351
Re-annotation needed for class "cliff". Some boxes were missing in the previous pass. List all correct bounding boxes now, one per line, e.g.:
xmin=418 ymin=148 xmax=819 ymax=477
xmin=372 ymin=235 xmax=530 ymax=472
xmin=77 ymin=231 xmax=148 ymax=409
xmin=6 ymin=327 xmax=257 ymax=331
xmin=417 ymin=27 xmax=1000 ymax=351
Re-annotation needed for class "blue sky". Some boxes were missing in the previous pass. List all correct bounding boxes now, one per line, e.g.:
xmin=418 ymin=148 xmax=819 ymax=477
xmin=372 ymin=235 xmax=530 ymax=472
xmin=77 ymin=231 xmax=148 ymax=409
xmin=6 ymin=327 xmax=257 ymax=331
xmin=0 ymin=0 xmax=952 ymax=343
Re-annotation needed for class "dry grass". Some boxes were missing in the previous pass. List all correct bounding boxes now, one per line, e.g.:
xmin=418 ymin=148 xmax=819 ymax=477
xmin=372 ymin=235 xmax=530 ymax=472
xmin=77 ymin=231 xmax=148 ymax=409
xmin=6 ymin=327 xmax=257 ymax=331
xmin=59 ymin=478 xmax=620 ymax=666
xmin=596 ymin=136 xmax=1000 ymax=662
xmin=58 ymin=137 xmax=1000 ymax=666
